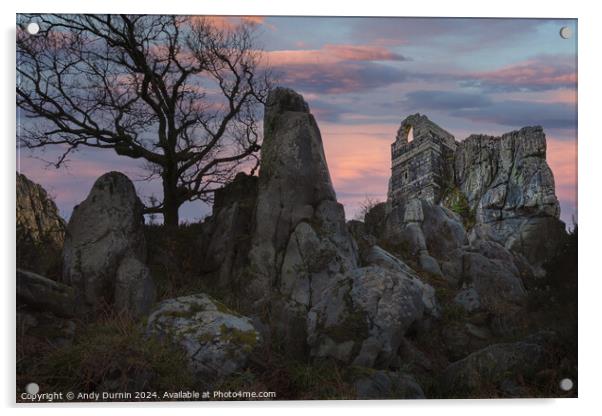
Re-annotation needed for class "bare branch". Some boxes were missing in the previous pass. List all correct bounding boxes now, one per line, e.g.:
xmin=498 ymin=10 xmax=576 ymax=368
xmin=17 ymin=14 xmax=270 ymax=224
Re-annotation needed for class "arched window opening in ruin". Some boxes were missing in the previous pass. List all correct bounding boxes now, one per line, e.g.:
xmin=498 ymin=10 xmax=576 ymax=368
xmin=407 ymin=126 xmax=414 ymax=143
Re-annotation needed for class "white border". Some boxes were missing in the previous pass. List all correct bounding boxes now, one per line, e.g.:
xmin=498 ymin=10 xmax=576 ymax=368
xmin=2 ymin=1 xmax=600 ymax=415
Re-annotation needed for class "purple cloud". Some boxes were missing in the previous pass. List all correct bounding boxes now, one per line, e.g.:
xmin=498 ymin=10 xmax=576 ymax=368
xmin=450 ymin=100 xmax=576 ymax=130
xmin=460 ymin=55 xmax=577 ymax=92
xmin=272 ymin=62 xmax=407 ymax=94
xmin=402 ymin=90 xmax=492 ymax=110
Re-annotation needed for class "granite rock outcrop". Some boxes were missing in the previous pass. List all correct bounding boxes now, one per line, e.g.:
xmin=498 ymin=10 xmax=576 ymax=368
xmin=455 ymin=127 xmax=565 ymax=269
xmin=16 ymin=172 xmax=66 ymax=277
xmin=62 ymin=172 xmax=155 ymax=317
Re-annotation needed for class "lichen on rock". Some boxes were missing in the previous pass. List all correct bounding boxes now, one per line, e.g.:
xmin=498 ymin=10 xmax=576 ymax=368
xmin=146 ymin=293 xmax=261 ymax=384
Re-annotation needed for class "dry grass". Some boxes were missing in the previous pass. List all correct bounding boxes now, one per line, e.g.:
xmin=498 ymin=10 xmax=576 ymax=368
xmin=17 ymin=307 xmax=195 ymax=400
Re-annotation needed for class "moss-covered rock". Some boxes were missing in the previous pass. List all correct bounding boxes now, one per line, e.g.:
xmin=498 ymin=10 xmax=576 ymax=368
xmin=146 ymin=293 xmax=261 ymax=385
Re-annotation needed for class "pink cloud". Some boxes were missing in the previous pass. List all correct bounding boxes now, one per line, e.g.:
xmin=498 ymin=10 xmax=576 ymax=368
xmin=270 ymin=63 xmax=405 ymax=95
xmin=187 ymin=16 xmax=265 ymax=31
xmin=321 ymin=123 xmax=395 ymax=182
xmin=548 ymin=89 xmax=578 ymax=104
xmin=324 ymin=44 xmax=407 ymax=62
xmin=320 ymin=122 xmax=396 ymax=218
xmin=547 ymin=137 xmax=578 ymax=205
xmin=265 ymin=44 xmax=406 ymax=67
xmin=468 ymin=56 xmax=576 ymax=91
xmin=263 ymin=43 xmax=408 ymax=94
xmin=491 ymin=88 xmax=577 ymax=105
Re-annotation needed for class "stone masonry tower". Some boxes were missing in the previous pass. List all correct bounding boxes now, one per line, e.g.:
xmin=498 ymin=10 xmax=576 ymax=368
xmin=389 ymin=114 xmax=457 ymax=207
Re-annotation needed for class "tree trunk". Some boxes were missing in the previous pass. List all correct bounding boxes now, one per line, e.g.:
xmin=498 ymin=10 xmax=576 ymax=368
xmin=163 ymin=198 xmax=180 ymax=227
xmin=162 ymin=172 xmax=180 ymax=227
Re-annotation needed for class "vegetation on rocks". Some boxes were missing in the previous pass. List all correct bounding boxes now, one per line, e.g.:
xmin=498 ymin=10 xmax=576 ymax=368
xmin=442 ymin=186 xmax=476 ymax=229
xmin=18 ymin=310 xmax=195 ymax=396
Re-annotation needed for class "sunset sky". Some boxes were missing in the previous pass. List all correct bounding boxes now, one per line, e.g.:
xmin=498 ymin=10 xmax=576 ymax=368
xmin=17 ymin=16 xmax=578 ymax=226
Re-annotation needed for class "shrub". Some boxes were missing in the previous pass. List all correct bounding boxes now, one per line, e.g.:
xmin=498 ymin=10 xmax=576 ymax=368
xmin=442 ymin=186 xmax=475 ymax=229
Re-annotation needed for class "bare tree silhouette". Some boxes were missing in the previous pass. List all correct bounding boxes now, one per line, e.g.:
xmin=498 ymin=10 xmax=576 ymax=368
xmin=17 ymin=14 xmax=270 ymax=225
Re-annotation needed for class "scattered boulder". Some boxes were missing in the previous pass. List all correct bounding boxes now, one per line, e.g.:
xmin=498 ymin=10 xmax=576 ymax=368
xmin=353 ymin=370 xmax=425 ymax=399
xmin=440 ymin=331 xmax=558 ymax=396
xmin=361 ymin=245 xmax=438 ymax=315
xmin=364 ymin=245 xmax=414 ymax=274
xmin=17 ymin=269 xmax=78 ymax=351
xmin=419 ymin=253 xmax=443 ymax=278
xmin=146 ymin=294 xmax=261 ymax=384
xmin=397 ymin=337 xmax=434 ymax=373
xmin=453 ymin=288 xmax=481 ymax=313
xmin=378 ymin=197 xmax=529 ymax=314
xmin=420 ymin=202 xmax=467 ymax=261
xmin=308 ymin=265 xmax=437 ymax=368
xmin=16 ymin=172 xmax=66 ymax=277
xmin=17 ymin=307 xmax=77 ymax=348
xmin=114 ymin=257 xmax=156 ymax=318
xmin=382 ymin=198 xmax=467 ymax=278
xmin=464 ymin=322 xmax=492 ymax=340
xmin=460 ymin=250 xmax=527 ymax=311
xmin=440 ymin=321 xmax=494 ymax=362
xmin=62 ymin=172 xmax=154 ymax=316
xmin=17 ymin=268 xmax=77 ymax=318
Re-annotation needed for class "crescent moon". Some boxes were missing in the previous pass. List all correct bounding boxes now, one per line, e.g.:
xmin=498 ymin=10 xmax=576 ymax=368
xmin=560 ymin=26 xmax=572 ymax=39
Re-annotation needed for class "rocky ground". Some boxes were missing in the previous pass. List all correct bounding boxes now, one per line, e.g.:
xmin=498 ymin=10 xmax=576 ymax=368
xmin=16 ymin=88 xmax=577 ymax=401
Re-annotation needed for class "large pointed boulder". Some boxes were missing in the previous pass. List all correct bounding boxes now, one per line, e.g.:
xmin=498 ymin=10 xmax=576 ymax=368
xmin=247 ymin=87 xmax=355 ymax=299
xmin=62 ymin=172 xmax=155 ymax=317
xmin=245 ymin=88 xmax=359 ymax=349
